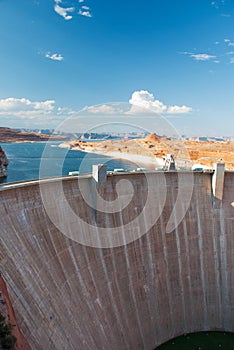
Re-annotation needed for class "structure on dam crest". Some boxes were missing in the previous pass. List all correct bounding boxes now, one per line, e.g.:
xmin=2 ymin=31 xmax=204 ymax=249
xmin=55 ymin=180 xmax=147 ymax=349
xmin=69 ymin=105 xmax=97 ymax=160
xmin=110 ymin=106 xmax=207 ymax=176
xmin=0 ymin=167 xmax=234 ymax=349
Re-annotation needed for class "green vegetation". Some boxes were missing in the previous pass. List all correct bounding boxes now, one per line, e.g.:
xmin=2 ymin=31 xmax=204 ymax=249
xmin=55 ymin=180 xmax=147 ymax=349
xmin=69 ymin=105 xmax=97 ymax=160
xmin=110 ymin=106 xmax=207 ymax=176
xmin=157 ymin=331 xmax=234 ymax=350
xmin=0 ymin=312 xmax=16 ymax=350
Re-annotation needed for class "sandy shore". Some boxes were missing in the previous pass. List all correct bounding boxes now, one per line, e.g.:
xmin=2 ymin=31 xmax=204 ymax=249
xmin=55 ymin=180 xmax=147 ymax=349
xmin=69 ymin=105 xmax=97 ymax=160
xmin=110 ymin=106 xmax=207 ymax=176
xmin=88 ymin=150 xmax=164 ymax=167
xmin=59 ymin=142 xmax=164 ymax=168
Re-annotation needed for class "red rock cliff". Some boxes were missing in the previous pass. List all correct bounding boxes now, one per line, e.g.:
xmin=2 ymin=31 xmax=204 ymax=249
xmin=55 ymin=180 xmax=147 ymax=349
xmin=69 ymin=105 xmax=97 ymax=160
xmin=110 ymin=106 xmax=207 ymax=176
xmin=0 ymin=274 xmax=31 ymax=349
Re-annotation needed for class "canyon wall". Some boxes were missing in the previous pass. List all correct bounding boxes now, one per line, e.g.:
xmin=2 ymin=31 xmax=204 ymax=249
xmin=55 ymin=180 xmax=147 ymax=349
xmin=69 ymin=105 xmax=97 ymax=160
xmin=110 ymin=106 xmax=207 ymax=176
xmin=0 ymin=171 xmax=233 ymax=349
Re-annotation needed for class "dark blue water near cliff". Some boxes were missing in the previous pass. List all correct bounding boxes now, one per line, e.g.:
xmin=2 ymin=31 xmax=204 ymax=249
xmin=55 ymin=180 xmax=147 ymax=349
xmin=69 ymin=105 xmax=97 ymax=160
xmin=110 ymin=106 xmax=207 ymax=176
xmin=0 ymin=142 xmax=138 ymax=184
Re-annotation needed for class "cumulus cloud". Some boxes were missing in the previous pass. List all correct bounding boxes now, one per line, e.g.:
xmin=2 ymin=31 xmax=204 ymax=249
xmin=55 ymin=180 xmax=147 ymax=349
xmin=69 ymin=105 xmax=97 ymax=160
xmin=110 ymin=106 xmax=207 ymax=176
xmin=54 ymin=3 xmax=74 ymax=20
xmin=129 ymin=90 xmax=192 ymax=115
xmin=129 ymin=90 xmax=167 ymax=114
xmin=0 ymin=98 xmax=55 ymax=116
xmin=45 ymin=52 xmax=64 ymax=61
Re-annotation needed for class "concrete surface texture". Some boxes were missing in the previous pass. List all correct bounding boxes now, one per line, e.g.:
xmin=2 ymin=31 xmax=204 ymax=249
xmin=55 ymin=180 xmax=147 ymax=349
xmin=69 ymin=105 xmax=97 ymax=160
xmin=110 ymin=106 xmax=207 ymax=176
xmin=0 ymin=172 xmax=234 ymax=349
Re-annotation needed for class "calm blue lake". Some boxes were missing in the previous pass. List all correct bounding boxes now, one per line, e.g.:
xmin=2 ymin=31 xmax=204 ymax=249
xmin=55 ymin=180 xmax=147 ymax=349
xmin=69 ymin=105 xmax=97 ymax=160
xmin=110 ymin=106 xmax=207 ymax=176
xmin=0 ymin=141 xmax=139 ymax=184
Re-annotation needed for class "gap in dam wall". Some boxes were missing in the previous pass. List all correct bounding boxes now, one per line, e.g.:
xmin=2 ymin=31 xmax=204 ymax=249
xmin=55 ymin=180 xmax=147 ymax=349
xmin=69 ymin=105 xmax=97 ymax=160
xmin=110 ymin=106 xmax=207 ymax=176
xmin=0 ymin=171 xmax=234 ymax=349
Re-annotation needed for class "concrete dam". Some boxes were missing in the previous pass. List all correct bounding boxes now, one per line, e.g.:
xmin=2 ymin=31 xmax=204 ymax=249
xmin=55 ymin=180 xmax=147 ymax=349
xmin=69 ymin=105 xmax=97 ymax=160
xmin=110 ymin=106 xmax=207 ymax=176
xmin=0 ymin=169 xmax=234 ymax=349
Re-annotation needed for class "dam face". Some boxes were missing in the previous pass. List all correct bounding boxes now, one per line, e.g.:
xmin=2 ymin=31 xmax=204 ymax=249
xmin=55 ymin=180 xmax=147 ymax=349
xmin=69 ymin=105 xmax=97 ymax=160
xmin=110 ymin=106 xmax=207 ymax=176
xmin=0 ymin=172 xmax=234 ymax=349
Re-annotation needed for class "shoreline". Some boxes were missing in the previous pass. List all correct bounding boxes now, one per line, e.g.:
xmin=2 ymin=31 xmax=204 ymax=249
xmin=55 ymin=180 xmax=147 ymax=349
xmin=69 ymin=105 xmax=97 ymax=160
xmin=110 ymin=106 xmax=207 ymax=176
xmin=85 ymin=149 xmax=164 ymax=167
xmin=59 ymin=142 xmax=164 ymax=168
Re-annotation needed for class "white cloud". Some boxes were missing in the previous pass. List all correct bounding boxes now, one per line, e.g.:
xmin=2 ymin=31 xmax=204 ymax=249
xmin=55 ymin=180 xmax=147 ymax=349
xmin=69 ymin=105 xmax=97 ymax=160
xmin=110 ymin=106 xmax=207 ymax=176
xmin=78 ymin=9 xmax=92 ymax=17
xmin=85 ymin=105 xmax=122 ymax=114
xmin=0 ymin=98 xmax=55 ymax=116
xmin=190 ymin=53 xmax=216 ymax=61
xmin=129 ymin=90 xmax=192 ymax=115
xmin=129 ymin=90 xmax=167 ymax=114
xmin=54 ymin=3 xmax=74 ymax=20
xmin=180 ymin=51 xmax=217 ymax=62
xmin=45 ymin=52 xmax=64 ymax=61
xmin=229 ymin=57 xmax=234 ymax=64
xmin=167 ymin=105 xmax=192 ymax=114
xmin=54 ymin=1 xmax=93 ymax=20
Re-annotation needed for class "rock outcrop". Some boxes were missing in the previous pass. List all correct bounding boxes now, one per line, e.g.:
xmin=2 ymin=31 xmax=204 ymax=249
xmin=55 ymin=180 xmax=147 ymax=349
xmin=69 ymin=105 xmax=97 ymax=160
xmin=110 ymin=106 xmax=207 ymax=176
xmin=0 ymin=146 xmax=8 ymax=178
xmin=0 ymin=127 xmax=67 ymax=142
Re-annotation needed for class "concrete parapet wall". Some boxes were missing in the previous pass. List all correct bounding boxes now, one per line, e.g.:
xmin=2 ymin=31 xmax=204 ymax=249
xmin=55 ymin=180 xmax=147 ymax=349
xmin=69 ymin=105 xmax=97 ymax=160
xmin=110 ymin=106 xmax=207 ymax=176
xmin=0 ymin=172 xmax=233 ymax=349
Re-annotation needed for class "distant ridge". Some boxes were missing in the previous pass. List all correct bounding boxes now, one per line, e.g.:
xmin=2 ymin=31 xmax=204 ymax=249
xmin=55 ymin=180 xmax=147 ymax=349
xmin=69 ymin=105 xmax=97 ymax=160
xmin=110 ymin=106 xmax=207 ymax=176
xmin=0 ymin=127 xmax=67 ymax=142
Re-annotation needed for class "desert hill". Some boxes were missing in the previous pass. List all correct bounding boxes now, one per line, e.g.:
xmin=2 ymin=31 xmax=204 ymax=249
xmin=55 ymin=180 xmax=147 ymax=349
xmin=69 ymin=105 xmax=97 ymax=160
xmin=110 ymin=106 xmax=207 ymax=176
xmin=0 ymin=127 xmax=66 ymax=142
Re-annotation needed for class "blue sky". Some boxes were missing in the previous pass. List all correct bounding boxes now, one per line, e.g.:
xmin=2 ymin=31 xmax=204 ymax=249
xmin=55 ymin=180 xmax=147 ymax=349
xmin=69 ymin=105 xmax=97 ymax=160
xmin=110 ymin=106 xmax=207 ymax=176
xmin=0 ymin=0 xmax=234 ymax=136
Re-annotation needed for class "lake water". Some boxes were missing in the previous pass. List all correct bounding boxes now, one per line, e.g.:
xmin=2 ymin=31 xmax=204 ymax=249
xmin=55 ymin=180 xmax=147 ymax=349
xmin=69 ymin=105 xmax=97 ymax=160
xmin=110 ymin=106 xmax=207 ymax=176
xmin=0 ymin=141 xmax=141 ymax=184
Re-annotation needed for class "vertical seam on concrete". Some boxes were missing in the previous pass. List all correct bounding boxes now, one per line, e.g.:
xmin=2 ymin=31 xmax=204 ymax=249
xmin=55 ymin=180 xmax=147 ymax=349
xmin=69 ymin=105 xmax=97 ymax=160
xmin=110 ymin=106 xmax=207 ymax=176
xmin=174 ymin=209 xmax=187 ymax=329
xmin=219 ymin=208 xmax=229 ymax=329
xmin=145 ymin=231 xmax=160 ymax=346
xmin=96 ymin=241 xmax=132 ymax=350
xmin=211 ymin=212 xmax=222 ymax=327
xmin=110 ymin=248 xmax=133 ymax=350
xmin=121 ymin=216 xmax=147 ymax=350
xmin=182 ymin=219 xmax=194 ymax=327
xmin=160 ymin=205 xmax=175 ymax=334
xmin=68 ymin=244 xmax=109 ymax=349
xmin=196 ymin=193 xmax=208 ymax=328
